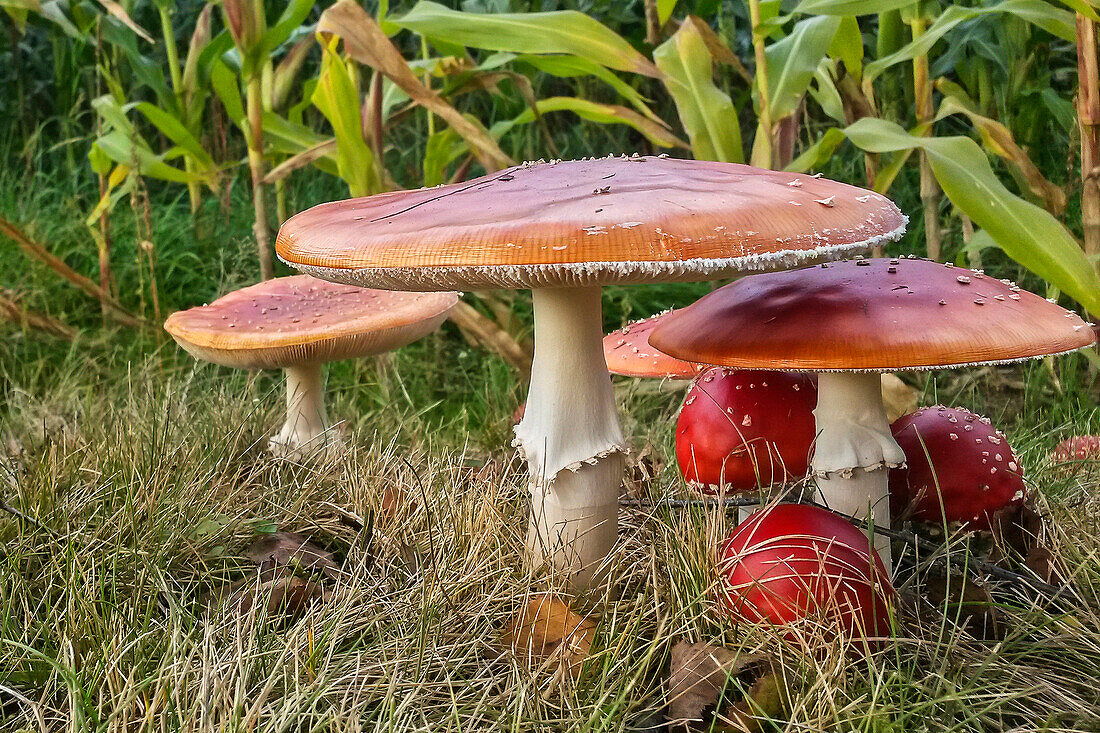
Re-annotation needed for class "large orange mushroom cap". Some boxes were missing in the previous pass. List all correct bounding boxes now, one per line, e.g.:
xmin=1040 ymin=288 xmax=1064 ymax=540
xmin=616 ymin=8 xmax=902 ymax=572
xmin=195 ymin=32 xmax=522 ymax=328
xmin=164 ymin=275 xmax=459 ymax=369
xmin=276 ymin=157 xmax=907 ymax=291
xmin=650 ymin=258 xmax=1096 ymax=372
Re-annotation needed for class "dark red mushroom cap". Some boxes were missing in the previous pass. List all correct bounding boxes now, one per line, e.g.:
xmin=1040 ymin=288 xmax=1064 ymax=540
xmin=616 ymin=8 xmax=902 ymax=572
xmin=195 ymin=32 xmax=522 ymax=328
xmin=889 ymin=406 xmax=1025 ymax=528
xmin=719 ymin=503 xmax=894 ymax=640
xmin=676 ymin=368 xmax=817 ymax=493
xmin=650 ymin=258 xmax=1096 ymax=371
xmin=604 ymin=310 xmax=703 ymax=379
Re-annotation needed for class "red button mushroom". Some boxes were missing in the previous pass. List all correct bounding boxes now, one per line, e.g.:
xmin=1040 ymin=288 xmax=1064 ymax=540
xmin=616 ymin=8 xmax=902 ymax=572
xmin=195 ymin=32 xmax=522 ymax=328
xmin=676 ymin=368 xmax=817 ymax=494
xmin=719 ymin=503 xmax=894 ymax=642
xmin=1050 ymin=435 xmax=1100 ymax=477
xmin=889 ymin=406 xmax=1025 ymax=529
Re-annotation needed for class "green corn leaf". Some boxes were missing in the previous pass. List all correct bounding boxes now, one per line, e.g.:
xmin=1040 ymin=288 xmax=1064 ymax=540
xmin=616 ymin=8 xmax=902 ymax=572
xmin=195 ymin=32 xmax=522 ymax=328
xmin=653 ymin=19 xmax=743 ymax=162
xmin=784 ymin=126 xmax=846 ymax=172
xmin=765 ymin=15 xmax=841 ymax=120
xmin=511 ymin=54 xmax=661 ymax=123
xmin=793 ymin=0 xmax=917 ymax=15
xmin=261 ymin=0 xmax=315 ymax=55
xmin=311 ymin=41 xmax=382 ymax=197
xmin=395 ymin=1 xmax=660 ymax=78
xmin=210 ymin=60 xmax=246 ymax=126
xmin=843 ymin=117 xmax=1100 ymax=315
xmin=94 ymin=130 xmax=202 ymax=184
xmin=501 ymin=96 xmax=686 ymax=149
xmin=130 ymin=102 xmax=218 ymax=172
xmin=658 ymin=0 xmax=678 ymax=25
xmin=865 ymin=1 xmax=1076 ymax=85
xmin=423 ymin=128 xmax=465 ymax=187
xmin=828 ymin=15 xmax=862 ymax=78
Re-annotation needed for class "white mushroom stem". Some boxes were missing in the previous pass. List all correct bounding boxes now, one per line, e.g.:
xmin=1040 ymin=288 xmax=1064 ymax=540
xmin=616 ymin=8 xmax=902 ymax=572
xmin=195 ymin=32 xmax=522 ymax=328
xmin=812 ymin=372 xmax=905 ymax=568
xmin=269 ymin=363 xmax=338 ymax=458
xmin=516 ymin=286 xmax=625 ymax=589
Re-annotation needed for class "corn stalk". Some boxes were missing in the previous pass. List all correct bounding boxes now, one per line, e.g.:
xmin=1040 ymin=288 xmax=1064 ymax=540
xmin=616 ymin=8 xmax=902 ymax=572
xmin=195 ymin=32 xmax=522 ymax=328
xmin=1079 ymin=12 xmax=1100 ymax=271
xmin=909 ymin=15 xmax=942 ymax=261
xmin=747 ymin=0 xmax=773 ymax=169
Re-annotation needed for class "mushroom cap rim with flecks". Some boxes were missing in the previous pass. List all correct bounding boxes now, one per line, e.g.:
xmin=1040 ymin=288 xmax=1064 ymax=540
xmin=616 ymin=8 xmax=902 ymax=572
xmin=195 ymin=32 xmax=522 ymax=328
xmin=275 ymin=157 xmax=908 ymax=291
xmin=648 ymin=257 xmax=1096 ymax=373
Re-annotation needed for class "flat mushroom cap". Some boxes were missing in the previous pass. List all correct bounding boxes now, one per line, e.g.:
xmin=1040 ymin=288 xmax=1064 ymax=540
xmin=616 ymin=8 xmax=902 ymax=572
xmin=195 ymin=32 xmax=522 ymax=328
xmin=164 ymin=275 xmax=459 ymax=370
xmin=604 ymin=310 xmax=702 ymax=378
xmin=649 ymin=258 xmax=1096 ymax=372
xmin=276 ymin=157 xmax=907 ymax=291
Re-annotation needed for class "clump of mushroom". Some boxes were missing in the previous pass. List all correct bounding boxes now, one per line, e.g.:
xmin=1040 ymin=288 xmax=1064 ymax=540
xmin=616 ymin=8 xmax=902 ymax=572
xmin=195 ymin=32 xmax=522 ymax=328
xmin=719 ymin=503 xmax=894 ymax=647
xmin=276 ymin=156 xmax=906 ymax=589
xmin=164 ymin=275 xmax=458 ymax=459
xmin=677 ymin=367 xmax=817 ymax=495
xmin=1049 ymin=435 xmax=1100 ymax=477
xmin=890 ymin=406 xmax=1025 ymax=529
xmin=651 ymin=257 xmax=1096 ymax=568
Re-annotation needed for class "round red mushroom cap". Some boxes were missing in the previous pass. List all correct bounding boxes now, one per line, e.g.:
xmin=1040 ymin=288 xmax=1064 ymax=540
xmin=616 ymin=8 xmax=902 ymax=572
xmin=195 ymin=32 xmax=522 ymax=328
xmin=1048 ymin=435 xmax=1100 ymax=477
xmin=719 ymin=503 xmax=894 ymax=641
xmin=889 ymin=406 xmax=1025 ymax=529
xmin=676 ymin=368 xmax=817 ymax=493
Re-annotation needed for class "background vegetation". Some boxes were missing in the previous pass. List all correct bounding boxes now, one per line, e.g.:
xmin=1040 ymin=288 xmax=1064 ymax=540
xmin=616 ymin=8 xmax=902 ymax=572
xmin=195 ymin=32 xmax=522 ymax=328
xmin=4 ymin=0 xmax=1100 ymax=730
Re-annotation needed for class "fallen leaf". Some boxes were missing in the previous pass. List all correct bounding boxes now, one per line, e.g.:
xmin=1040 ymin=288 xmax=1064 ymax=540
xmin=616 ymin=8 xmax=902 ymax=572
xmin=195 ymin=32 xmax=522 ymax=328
xmin=246 ymin=532 xmax=339 ymax=580
xmin=1022 ymin=546 xmax=1065 ymax=585
xmin=881 ymin=373 xmax=919 ymax=422
xmin=717 ymin=668 xmax=788 ymax=733
xmin=501 ymin=594 xmax=596 ymax=679
xmin=926 ymin=572 xmax=1002 ymax=640
xmin=624 ymin=442 xmax=664 ymax=500
xmin=668 ymin=640 xmax=772 ymax=730
xmin=234 ymin=573 xmax=329 ymax=617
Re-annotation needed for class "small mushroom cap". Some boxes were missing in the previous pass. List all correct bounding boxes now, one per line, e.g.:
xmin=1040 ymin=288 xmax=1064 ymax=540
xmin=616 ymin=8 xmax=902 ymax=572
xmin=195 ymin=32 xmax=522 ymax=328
xmin=650 ymin=258 xmax=1096 ymax=372
xmin=890 ymin=406 xmax=1024 ymax=528
xmin=276 ymin=157 xmax=906 ymax=291
xmin=604 ymin=310 xmax=702 ymax=378
xmin=163 ymin=275 xmax=459 ymax=370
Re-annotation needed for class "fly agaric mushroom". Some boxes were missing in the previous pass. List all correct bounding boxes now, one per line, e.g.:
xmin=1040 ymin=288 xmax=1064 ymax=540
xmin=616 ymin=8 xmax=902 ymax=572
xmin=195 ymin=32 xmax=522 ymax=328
xmin=604 ymin=310 xmax=702 ymax=379
xmin=1049 ymin=435 xmax=1100 ymax=477
xmin=719 ymin=503 xmax=894 ymax=644
xmin=275 ymin=156 xmax=906 ymax=588
xmin=677 ymin=368 xmax=817 ymax=494
xmin=164 ymin=275 xmax=458 ymax=458
xmin=889 ymin=407 xmax=1024 ymax=529
xmin=651 ymin=258 xmax=1095 ymax=567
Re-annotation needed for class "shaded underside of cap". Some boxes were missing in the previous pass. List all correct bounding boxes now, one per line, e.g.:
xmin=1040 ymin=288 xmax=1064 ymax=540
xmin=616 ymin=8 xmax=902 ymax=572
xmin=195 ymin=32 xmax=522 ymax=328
xmin=164 ymin=275 xmax=459 ymax=369
xmin=649 ymin=258 xmax=1096 ymax=372
xmin=604 ymin=310 xmax=703 ymax=378
xmin=276 ymin=157 xmax=907 ymax=291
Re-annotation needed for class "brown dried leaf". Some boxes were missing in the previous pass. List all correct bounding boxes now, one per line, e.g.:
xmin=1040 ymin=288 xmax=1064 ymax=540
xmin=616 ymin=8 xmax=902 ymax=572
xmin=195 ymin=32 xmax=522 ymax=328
xmin=246 ymin=532 xmax=339 ymax=580
xmin=501 ymin=594 xmax=596 ymax=679
xmin=717 ymin=668 xmax=788 ymax=733
xmin=235 ymin=574 xmax=329 ymax=617
xmin=624 ymin=442 xmax=664 ymax=500
xmin=926 ymin=572 xmax=1002 ymax=640
xmin=668 ymin=640 xmax=771 ymax=729
xmin=880 ymin=373 xmax=919 ymax=423
xmin=989 ymin=503 xmax=1044 ymax=558
xmin=317 ymin=0 xmax=513 ymax=172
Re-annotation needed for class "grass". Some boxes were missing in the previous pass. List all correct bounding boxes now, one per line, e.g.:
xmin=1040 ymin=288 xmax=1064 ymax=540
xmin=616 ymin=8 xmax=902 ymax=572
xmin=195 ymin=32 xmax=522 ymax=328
xmin=4 ymin=144 xmax=1100 ymax=730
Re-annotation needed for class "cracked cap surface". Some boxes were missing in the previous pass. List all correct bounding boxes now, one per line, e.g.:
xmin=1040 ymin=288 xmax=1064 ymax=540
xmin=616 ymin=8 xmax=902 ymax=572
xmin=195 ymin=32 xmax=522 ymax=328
xmin=276 ymin=157 xmax=906 ymax=291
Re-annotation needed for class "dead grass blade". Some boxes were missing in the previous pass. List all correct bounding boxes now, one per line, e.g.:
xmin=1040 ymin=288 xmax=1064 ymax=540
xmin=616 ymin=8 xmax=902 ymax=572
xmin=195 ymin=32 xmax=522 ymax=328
xmin=0 ymin=289 xmax=75 ymax=339
xmin=0 ymin=216 xmax=147 ymax=329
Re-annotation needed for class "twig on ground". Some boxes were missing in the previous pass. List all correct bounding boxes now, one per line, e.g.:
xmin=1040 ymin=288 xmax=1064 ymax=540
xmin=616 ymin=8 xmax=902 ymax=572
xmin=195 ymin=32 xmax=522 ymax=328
xmin=0 ymin=496 xmax=60 ymax=538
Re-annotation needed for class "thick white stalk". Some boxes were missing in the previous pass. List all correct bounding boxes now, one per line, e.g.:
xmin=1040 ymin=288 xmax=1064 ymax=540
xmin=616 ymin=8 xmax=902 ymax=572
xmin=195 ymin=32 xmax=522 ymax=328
xmin=516 ymin=286 xmax=625 ymax=589
xmin=812 ymin=372 xmax=905 ymax=567
xmin=269 ymin=363 xmax=339 ymax=458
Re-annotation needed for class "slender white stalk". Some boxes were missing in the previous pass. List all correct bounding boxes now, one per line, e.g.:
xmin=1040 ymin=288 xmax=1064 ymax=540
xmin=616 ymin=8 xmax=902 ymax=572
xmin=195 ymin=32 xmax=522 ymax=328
xmin=268 ymin=363 xmax=340 ymax=459
xmin=812 ymin=372 xmax=905 ymax=567
xmin=516 ymin=286 xmax=625 ymax=588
